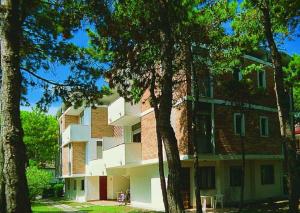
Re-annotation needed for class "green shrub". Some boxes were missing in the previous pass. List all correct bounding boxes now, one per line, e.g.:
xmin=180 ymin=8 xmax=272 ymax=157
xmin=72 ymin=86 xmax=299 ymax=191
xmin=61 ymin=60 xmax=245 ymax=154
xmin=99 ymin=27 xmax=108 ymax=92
xmin=26 ymin=164 xmax=52 ymax=200
xmin=53 ymin=183 xmax=64 ymax=197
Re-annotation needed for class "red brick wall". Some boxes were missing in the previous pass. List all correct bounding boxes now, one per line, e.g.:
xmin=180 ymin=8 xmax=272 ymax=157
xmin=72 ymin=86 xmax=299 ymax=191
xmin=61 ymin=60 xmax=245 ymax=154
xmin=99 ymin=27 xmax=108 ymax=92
xmin=214 ymin=64 xmax=277 ymax=108
xmin=174 ymin=103 xmax=192 ymax=155
xmin=72 ymin=142 xmax=86 ymax=174
xmin=91 ymin=107 xmax=113 ymax=138
xmin=62 ymin=145 xmax=69 ymax=176
xmin=215 ymin=105 xmax=282 ymax=155
xmin=61 ymin=115 xmax=79 ymax=131
xmin=141 ymin=112 xmax=158 ymax=160
xmin=141 ymin=103 xmax=192 ymax=160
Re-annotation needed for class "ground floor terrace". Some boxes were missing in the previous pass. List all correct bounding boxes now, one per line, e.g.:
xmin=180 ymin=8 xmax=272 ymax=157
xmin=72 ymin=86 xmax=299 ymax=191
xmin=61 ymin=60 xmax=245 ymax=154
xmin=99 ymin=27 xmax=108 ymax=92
xmin=63 ymin=157 xmax=285 ymax=211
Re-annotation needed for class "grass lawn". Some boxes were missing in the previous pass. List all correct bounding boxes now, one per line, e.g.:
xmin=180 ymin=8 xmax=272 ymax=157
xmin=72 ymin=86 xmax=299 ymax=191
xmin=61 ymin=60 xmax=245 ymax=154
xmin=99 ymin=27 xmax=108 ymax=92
xmin=31 ymin=199 xmax=298 ymax=213
xmin=31 ymin=202 xmax=61 ymax=212
xmin=31 ymin=200 xmax=160 ymax=213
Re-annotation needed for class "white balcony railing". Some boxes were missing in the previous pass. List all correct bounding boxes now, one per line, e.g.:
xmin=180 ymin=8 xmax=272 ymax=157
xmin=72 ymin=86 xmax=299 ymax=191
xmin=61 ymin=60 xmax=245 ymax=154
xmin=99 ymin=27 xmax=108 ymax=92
xmin=108 ymin=97 xmax=140 ymax=126
xmin=103 ymin=142 xmax=142 ymax=168
xmin=62 ymin=124 xmax=90 ymax=146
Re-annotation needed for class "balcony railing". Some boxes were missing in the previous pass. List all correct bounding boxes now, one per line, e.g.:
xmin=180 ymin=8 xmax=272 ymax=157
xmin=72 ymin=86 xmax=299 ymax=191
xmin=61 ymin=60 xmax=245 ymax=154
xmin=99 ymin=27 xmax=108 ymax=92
xmin=103 ymin=142 xmax=142 ymax=168
xmin=62 ymin=124 xmax=90 ymax=146
xmin=108 ymin=97 xmax=140 ymax=126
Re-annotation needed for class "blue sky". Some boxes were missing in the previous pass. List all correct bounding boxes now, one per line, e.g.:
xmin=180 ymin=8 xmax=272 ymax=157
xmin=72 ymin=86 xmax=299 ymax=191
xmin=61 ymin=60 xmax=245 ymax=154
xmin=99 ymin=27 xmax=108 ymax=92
xmin=21 ymin=29 xmax=300 ymax=115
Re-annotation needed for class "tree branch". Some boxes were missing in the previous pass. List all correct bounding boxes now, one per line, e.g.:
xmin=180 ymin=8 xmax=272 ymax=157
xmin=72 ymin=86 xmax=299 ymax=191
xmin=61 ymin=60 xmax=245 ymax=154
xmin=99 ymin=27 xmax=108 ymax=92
xmin=20 ymin=67 xmax=73 ymax=87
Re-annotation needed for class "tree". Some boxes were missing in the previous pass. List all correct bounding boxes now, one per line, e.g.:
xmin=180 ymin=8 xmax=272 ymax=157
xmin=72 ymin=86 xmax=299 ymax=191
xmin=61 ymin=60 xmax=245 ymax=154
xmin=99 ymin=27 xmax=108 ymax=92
xmin=21 ymin=109 xmax=58 ymax=167
xmin=0 ymin=1 xmax=109 ymax=211
xmin=87 ymin=1 xmax=239 ymax=212
xmin=233 ymin=1 xmax=300 ymax=212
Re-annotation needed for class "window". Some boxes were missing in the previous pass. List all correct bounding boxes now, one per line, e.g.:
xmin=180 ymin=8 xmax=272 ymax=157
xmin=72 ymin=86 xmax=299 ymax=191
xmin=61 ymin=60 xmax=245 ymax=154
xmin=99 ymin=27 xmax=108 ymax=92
xmin=257 ymin=70 xmax=266 ymax=88
xmin=230 ymin=166 xmax=242 ymax=187
xmin=73 ymin=180 xmax=77 ymax=190
xmin=133 ymin=132 xmax=141 ymax=143
xmin=80 ymin=111 xmax=84 ymax=124
xmin=96 ymin=141 xmax=103 ymax=159
xmin=260 ymin=116 xmax=269 ymax=137
xmin=233 ymin=68 xmax=242 ymax=81
xmin=81 ymin=180 xmax=85 ymax=191
xmin=261 ymin=165 xmax=274 ymax=185
xmin=234 ymin=113 xmax=245 ymax=136
xmin=132 ymin=123 xmax=141 ymax=143
xmin=199 ymin=167 xmax=215 ymax=189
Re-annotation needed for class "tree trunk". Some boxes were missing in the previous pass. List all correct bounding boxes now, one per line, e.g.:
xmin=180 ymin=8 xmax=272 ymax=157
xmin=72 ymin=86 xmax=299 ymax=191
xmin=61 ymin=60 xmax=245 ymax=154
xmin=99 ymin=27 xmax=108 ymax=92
xmin=0 ymin=0 xmax=31 ymax=212
xmin=260 ymin=3 xmax=299 ymax=213
xmin=189 ymin=45 xmax=202 ymax=213
xmin=150 ymin=73 xmax=169 ymax=213
xmin=158 ymin=3 xmax=184 ymax=212
xmin=0 ymin=141 xmax=6 ymax=213
xmin=0 ymin=50 xmax=7 ymax=213
xmin=239 ymin=134 xmax=246 ymax=212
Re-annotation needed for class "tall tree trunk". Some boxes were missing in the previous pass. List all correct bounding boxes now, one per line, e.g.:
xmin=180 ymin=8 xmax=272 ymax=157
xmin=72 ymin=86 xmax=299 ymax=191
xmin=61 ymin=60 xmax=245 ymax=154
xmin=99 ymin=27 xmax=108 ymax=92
xmin=158 ymin=2 xmax=183 ymax=212
xmin=260 ymin=2 xmax=299 ymax=213
xmin=150 ymin=73 xmax=169 ymax=213
xmin=0 ymin=0 xmax=31 ymax=212
xmin=0 ymin=50 xmax=7 ymax=213
xmin=239 ymin=134 xmax=246 ymax=212
xmin=0 ymin=141 xmax=6 ymax=213
xmin=189 ymin=45 xmax=202 ymax=213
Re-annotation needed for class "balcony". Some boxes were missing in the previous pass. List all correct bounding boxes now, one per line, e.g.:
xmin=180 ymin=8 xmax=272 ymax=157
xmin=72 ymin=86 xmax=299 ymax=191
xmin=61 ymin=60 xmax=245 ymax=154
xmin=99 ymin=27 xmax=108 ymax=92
xmin=62 ymin=124 xmax=90 ymax=146
xmin=103 ymin=142 xmax=142 ymax=168
xmin=108 ymin=97 xmax=140 ymax=126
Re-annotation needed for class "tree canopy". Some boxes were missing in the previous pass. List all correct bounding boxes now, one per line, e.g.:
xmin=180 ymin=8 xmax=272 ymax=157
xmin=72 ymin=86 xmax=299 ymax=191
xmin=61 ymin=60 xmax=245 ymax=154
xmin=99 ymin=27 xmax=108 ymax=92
xmin=21 ymin=109 xmax=58 ymax=167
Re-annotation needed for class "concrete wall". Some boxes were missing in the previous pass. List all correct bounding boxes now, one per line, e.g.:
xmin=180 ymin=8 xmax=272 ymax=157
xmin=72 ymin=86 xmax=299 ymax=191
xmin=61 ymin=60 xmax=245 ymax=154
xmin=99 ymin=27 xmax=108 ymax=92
xmin=86 ymin=176 xmax=99 ymax=200
xmin=128 ymin=164 xmax=168 ymax=211
xmin=107 ymin=176 xmax=130 ymax=200
xmin=126 ymin=159 xmax=283 ymax=210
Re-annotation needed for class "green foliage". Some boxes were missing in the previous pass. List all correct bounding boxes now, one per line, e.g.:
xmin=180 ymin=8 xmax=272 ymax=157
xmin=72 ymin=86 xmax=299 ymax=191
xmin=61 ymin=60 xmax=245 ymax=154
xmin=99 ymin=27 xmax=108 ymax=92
xmin=21 ymin=109 xmax=58 ymax=166
xmin=53 ymin=183 xmax=64 ymax=197
xmin=12 ymin=1 xmax=112 ymax=110
xmin=26 ymin=161 xmax=52 ymax=200
xmin=284 ymin=54 xmax=300 ymax=86
xmin=283 ymin=54 xmax=300 ymax=111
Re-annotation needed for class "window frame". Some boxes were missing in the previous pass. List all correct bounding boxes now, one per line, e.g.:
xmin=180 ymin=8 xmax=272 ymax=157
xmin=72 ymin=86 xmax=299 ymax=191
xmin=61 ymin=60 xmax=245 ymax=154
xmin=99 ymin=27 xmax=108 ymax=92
xmin=96 ymin=141 xmax=103 ymax=159
xmin=199 ymin=166 xmax=216 ymax=190
xmin=257 ymin=70 xmax=267 ymax=88
xmin=234 ymin=113 xmax=245 ymax=136
xmin=261 ymin=165 xmax=275 ymax=185
xmin=260 ymin=116 xmax=269 ymax=137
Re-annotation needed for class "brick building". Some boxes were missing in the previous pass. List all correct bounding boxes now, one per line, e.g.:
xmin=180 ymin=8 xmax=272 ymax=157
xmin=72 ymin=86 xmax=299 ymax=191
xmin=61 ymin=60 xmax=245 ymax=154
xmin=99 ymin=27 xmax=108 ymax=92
xmin=58 ymin=54 xmax=285 ymax=210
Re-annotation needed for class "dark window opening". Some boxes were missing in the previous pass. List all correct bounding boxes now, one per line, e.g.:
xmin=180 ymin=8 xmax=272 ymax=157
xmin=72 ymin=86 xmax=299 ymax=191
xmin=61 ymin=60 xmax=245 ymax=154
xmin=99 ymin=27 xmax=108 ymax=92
xmin=133 ymin=132 xmax=141 ymax=143
xmin=97 ymin=141 xmax=103 ymax=159
xmin=261 ymin=165 xmax=274 ymax=185
xmin=81 ymin=179 xmax=85 ymax=191
xmin=199 ymin=167 xmax=215 ymax=189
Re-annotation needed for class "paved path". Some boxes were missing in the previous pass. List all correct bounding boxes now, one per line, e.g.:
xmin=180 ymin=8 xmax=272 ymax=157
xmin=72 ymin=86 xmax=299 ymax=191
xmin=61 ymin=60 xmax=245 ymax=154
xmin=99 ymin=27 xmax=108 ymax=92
xmin=53 ymin=204 xmax=78 ymax=212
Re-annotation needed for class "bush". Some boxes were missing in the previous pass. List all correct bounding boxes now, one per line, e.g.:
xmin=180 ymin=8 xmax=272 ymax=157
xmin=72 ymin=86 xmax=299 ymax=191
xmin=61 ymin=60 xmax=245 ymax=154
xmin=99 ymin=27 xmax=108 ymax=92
xmin=43 ymin=182 xmax=64 ymax=198
xmin=53 ymin=183 xmax=64 ymax=197
xmin=26 ymin=164 xmax=52 ymax=200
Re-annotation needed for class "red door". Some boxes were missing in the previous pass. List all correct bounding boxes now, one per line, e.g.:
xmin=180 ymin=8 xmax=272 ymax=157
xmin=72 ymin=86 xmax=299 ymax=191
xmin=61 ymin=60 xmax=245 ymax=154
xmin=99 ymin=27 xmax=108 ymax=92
xmin=99 ymin=176 xmax=107 ymax=200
